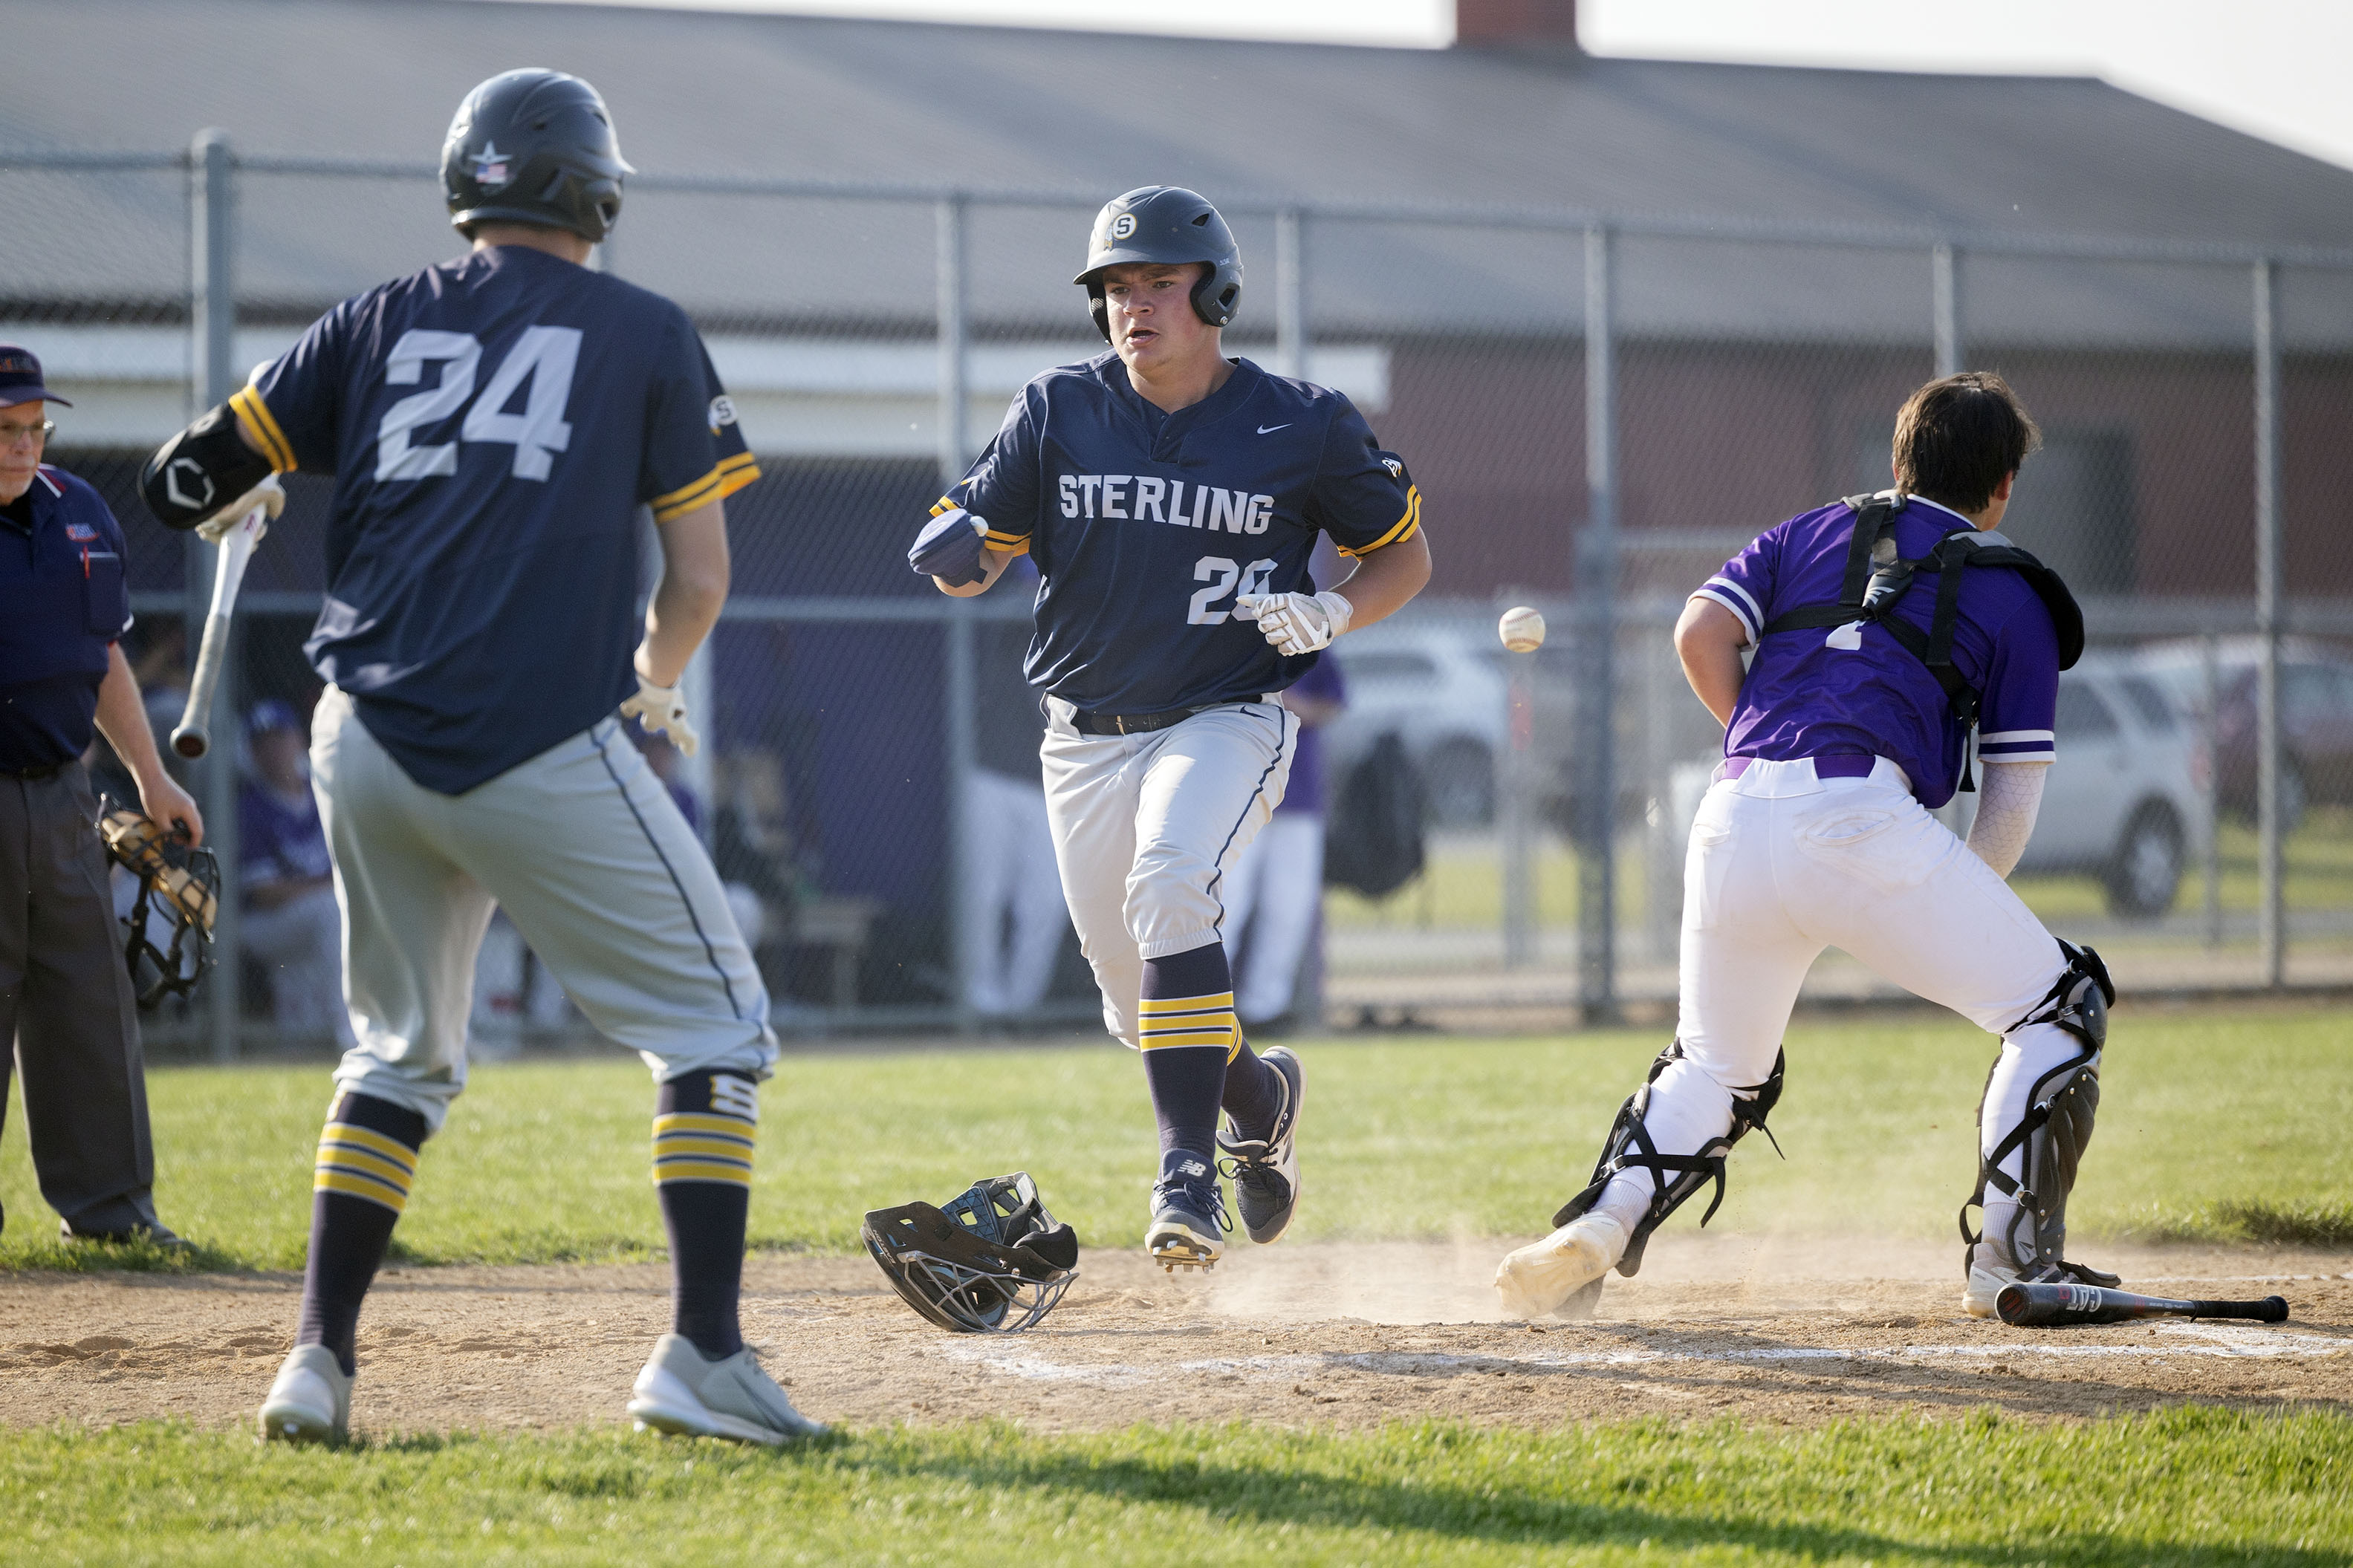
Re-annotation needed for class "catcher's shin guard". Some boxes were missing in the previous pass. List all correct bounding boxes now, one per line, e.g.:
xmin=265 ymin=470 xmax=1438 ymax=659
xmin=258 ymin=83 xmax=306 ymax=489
xmin=1961 ymin=941 xmax=2118 ymax=1284
xmin=1551 ymin=1041 xmax=1786 ymax=1282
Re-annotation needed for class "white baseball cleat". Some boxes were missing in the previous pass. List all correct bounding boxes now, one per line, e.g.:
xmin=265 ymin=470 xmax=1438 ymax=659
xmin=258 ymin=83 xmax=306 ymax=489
xmin=1962 ymin=1243 xmax=2122 ymax=1320
xmin=628 ymin=1333 xmax=827 ymax=1445
xmin=1493 ymin=1211 xmax=1631 ymax=1320
xmin=258 ymin=1344 xmax=351 ymax=1444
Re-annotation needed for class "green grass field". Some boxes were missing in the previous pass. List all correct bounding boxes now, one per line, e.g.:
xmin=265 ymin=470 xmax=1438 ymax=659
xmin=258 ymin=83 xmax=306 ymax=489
xmin=7 ymin=1009 xmax=2349 ymax=1564
xmin=0 ymin=1408 xmax=2345 ymax=1566
xmin=4 ymin=1007 xmax=2348 ymax=1272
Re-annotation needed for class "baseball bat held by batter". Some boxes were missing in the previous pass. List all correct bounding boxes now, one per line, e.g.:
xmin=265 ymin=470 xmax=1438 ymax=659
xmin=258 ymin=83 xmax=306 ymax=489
xmin=1996 ymin=1282 xmax=2288 ymax=1327
xmin=170 ymin=499 xmax=272 ymax=759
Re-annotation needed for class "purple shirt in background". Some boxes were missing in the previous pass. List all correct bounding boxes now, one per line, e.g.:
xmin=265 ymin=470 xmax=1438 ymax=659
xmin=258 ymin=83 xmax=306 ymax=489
xmin=240 ymin=781 xmax=334 ymax=894
xmin=1690 ymin=494 xmax=2061 ymax=810
xmin=1276 ymin=654 xmax=1348 ymax=815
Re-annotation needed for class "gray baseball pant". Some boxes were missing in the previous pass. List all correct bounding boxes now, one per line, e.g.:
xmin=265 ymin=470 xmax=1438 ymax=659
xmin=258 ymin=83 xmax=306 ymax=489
xmin=1039 ymin=697 xmax=1296 ymax=1047
xmin=309 ymin=688 xmax=776 ymax=1132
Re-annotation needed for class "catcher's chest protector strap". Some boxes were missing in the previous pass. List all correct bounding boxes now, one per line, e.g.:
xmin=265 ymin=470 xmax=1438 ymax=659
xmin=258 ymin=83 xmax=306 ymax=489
xmin=1759 ymin=494 xmax=2086 ymax=793
xmin=1552 ymin=1042 xmax=1786 ymax=1278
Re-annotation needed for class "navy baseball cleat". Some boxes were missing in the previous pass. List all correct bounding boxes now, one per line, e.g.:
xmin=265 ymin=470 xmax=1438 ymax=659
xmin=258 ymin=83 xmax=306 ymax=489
xmin=1218 ymin=1046 xmax=1305 ymax=1244
xmin=1146 ymin=1150 xmax=1229 ymax=1272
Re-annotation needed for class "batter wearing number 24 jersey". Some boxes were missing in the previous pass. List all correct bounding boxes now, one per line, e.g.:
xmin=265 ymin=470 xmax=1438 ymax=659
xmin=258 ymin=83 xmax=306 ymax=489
xmin=143 ymin=69 xmax=820 ymax=1448
xmin=240 ymin=244 xmax=755 ymax=792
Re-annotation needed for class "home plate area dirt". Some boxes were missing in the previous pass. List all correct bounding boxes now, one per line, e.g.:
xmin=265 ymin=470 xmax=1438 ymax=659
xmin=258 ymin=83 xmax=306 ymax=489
xmin=2 ymin=1237 xmax=2346 ymax=1437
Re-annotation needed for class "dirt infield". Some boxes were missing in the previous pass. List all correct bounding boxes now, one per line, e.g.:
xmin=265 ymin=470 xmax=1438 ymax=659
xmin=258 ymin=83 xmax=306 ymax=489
xmin=3 ymin=1237 xmax=2346 ymax=1437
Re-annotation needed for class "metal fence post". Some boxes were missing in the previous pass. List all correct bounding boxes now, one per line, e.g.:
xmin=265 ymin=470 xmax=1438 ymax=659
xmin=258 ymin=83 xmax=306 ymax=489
xmin=1577 ymin=225 xmax=1620 ymax=1024
xmin=191 ymin=128 xmax=242 ymax=1061
xmin=1932 ymin=242 xmax=1962 ymax=377
xmin=1275 ymin=208 xmax=1306 ymax=380
xmin=938 ymin=195 xmax=978 ymax=1032
xmin=2253 ymin=258 xmax=2285 ymax=988
xmin=1502 ymin=640 xmax=1536 ymax=968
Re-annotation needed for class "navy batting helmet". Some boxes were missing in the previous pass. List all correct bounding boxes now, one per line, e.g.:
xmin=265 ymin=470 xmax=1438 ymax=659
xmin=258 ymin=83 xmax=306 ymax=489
xmin=442 ymin=69 xmax=633 ymax=244
xmin=1074 ymin=186 xmax=1243 ymax=343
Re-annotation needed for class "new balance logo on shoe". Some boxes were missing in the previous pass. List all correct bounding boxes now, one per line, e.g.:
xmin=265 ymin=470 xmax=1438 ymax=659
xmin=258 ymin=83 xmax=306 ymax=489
xmin=1178 ymin=1159 xmax=1209 ymax=1179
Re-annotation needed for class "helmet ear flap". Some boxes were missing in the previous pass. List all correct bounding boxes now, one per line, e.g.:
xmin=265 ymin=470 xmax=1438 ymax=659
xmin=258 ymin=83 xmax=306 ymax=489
xmin=1190 ymin=264 xmax=1242 ymax=329
xmin=1086 ymin=281 xmax=1112 ymax=343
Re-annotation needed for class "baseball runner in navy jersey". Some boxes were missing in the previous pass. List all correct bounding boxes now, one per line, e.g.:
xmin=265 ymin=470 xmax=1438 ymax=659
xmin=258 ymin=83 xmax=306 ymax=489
xmin=1496 ymin=373 xmax=2124 ymax=1321
xmin=909 ymin=187 xmax=1432 ymax=1272
xmin=141 ymin=71 xmax=819 ymax=1445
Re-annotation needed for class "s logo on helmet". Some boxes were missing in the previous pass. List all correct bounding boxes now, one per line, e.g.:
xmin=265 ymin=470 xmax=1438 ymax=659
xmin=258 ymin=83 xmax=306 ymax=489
xmin=707 ymin=395 xmax=738 ymax=432
xmin=1110 ymin=212 xmax=1137 ymax=240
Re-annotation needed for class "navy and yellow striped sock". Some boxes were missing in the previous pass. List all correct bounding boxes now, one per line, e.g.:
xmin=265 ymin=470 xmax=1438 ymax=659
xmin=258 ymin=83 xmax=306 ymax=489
xmin=653 ymin=1070 xmax=758 ymax=1360
xmin=1139 ymin=943 xmax=1242 ymax=1162
xmin=296 ymin=1093 xmax=427 ymax=1377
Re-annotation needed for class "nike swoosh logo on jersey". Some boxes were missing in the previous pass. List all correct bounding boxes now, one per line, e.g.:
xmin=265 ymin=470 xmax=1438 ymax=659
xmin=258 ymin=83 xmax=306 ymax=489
xmin=1256 ymin=424 xmax=1290 ymax=435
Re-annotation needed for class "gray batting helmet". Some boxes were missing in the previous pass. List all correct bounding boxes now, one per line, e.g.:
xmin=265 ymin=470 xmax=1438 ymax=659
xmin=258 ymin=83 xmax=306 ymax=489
xmin=442 ymin=69 xmax=633 ymax=243
xmin=1074 ymin=186 xmax=1243 ymax=343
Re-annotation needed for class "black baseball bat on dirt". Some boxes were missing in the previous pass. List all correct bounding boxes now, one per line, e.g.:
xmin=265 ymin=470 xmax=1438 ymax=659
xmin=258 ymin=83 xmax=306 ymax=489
xmin=1997 ymin=1282 xmax=2288 ymax=1327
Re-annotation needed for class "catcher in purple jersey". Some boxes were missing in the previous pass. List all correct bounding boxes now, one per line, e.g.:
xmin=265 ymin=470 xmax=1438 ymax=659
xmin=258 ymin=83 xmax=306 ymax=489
xmin=1496 ymin=373 xmax=2126 ymax=1321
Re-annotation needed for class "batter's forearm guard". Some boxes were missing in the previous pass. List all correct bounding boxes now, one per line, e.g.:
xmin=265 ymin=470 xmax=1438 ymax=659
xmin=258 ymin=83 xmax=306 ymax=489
xmin=1551 ymin=1041 xmax=1786 ymax=1279
xmin=141 ymin=401 xmax=276 ymax=531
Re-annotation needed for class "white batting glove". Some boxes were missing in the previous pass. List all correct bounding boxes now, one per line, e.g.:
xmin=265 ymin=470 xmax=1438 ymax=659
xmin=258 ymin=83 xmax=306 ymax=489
xmin=620 ymin=671 xmax=700 ymax=757
xmin=1233 ymin=590 xmax=1353 ymax=656
xmin=195 ymin=473 xmax=283 ymax=545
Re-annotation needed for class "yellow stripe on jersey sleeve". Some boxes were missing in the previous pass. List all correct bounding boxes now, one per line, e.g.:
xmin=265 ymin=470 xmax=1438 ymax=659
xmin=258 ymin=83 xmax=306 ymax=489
xmin=652 ymin=453 xmax=760 ymax=523
xmin=229 ymin=386 xmax=297 ymax=473
xmin=1336 ymin=486 xmax=1421 ymax=559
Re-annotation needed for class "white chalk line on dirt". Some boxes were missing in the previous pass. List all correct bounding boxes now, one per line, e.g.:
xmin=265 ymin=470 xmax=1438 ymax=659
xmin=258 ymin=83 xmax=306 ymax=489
xmin=929 ymin=1324 xmax=2347 ymax=1390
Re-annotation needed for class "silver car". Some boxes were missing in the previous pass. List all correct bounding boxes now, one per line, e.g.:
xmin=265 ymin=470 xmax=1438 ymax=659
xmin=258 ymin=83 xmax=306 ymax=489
xmin=2003 ymin=653 xmax=2207 ymax=919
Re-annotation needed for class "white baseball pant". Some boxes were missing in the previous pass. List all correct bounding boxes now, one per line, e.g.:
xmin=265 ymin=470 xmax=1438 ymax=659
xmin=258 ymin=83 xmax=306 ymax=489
xmin=1218 ymin=810 xmax=1325 ymax=1024
xmin=1595 ymin=755 xmax=2083 ymax=1253
xmin=310 ymin=687 xmax=776 ymax=1131
xmin=960 ymin=766 xmax=1073 ymax=1016
xmin=1039 ymin=697 xmax=1296 ymax=1048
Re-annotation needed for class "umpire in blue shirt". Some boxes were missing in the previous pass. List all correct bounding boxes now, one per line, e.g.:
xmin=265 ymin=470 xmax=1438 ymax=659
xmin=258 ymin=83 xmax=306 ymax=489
xmin=0 ymin=346 xmax=197 ymax=1246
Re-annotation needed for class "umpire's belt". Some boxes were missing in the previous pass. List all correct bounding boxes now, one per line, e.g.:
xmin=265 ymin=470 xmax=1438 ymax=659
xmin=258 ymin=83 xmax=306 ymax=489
xmin=1064 ymin=696 xmax=1277 ymax=737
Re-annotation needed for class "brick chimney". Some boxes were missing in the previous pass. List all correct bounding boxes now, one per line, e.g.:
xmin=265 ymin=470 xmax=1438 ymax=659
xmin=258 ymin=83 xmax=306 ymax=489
xmin=1455 ymin=0 xmax=1579 ymax=47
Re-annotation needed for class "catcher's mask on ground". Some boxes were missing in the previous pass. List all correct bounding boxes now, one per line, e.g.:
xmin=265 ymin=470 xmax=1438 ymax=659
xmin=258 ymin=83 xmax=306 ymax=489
xmin=98 ymin=798 xmax=218 ymax=1009
xmin=863 ymin=1172 xmax=1080 ymax=1333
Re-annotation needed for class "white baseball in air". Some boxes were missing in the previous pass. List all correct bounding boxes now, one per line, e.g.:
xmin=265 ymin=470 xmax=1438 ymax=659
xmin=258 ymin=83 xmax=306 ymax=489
xmin=1498 ymin=605 xmax=1546 ymax=652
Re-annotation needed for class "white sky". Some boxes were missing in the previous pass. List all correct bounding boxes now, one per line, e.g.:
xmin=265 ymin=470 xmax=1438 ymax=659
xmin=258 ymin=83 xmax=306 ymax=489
xmin=493 ymin=0 xmax=2353 ymax=172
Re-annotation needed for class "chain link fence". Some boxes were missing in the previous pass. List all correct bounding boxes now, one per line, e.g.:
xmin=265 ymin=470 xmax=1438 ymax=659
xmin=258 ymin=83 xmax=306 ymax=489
xmin=6 ymin=138 xmax=2349 ymax=1054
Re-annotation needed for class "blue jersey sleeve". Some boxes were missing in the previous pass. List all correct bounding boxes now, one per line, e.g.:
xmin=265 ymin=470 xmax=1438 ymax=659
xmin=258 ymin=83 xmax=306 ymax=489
xmin=1976 ymin=593 xmax=2061 ymax=764
xmin=643 ymin=312 xmax=759 ymax=523
xmin=1693 ymin=524 xmax=1782 ymax=646
xmin=935 ymin=391 xmax=1042 ymax=554
xmin=233 ymin=304 xmax=351 ymax=475
xmin=1311 ymin=397 xmax=1419 ymax=558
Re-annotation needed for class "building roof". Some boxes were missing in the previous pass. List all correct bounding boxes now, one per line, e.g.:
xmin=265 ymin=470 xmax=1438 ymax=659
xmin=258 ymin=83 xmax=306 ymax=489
xmin=6 ymin=0 xmax=2352 ymax=347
